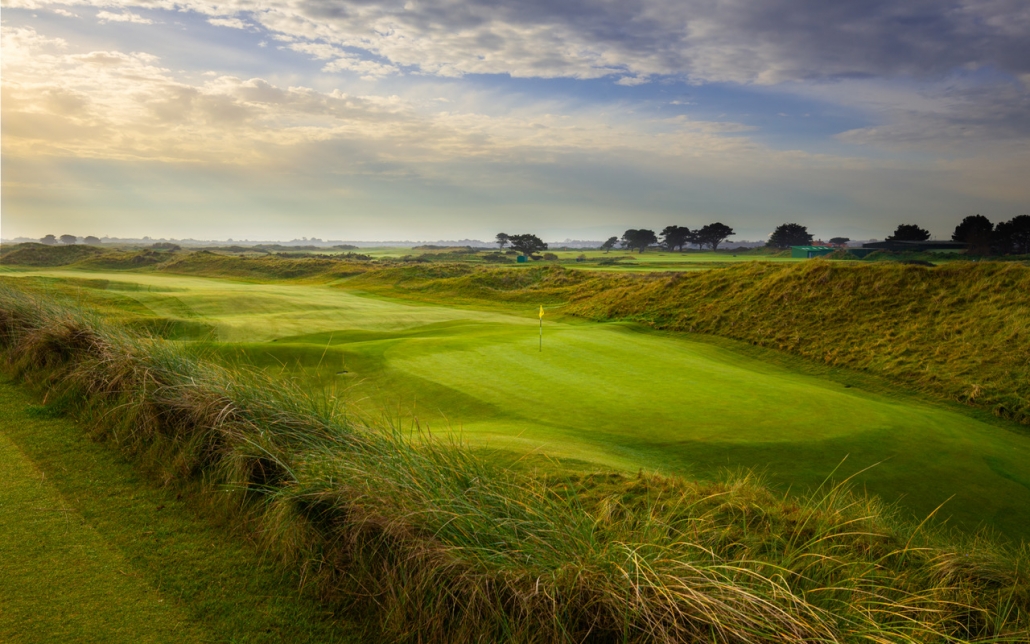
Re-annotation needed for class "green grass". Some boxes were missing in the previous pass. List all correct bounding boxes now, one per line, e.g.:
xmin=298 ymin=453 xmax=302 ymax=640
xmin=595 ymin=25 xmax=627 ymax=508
xmin=3 ymin=286 xmax=1029 ymax=643
xmin=0 ymin=380 xmax=362 ymax=643
xmin=4 ymin=267 xmax=1030 ymax=541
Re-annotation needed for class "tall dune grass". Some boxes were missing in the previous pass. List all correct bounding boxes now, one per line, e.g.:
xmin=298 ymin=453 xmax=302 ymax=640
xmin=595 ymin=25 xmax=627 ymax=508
xmin=2 ymin=283 xmax=1029 ymax=643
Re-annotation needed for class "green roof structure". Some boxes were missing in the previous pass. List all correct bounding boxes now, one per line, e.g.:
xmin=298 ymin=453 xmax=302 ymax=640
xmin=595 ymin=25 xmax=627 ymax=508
xmin=791 ymin=246 xmax=836 ymax=259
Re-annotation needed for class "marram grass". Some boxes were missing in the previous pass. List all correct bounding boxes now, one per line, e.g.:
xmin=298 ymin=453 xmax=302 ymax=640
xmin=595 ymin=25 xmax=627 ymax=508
xmin=1 ymin=284 xmax=1028 ymax=643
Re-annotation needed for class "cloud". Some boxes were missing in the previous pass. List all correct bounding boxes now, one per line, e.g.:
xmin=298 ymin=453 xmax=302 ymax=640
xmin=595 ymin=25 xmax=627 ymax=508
xmin=208 ymin=16 xmax=249 ymax=29
xmin=95 ymin=10 xmax=152 ymax=24
xmin=3 ymin=0 xmax=1025 ymax=85
xmin=322 ymin=54 xmax=399 ymax=79
xmin=615 ymin=76 xmax=650 ymax=87
xmin=2 ymin=24 xmax=775 ymax=168
xmin=52 ymin=8 xmax=77 ymax=16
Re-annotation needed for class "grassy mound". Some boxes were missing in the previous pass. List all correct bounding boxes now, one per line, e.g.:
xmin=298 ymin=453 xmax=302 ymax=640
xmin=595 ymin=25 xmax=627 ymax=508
xmin=0 ymin=243 xmax=106 ymax=266
xmin=2 ymin=284 xmax=1029 ymax=643
xmin=155 ymin=251 xmax=367 ymax=280
xmin=346 ymin=263 xmax=595 ymax=304
xmin=563 ymin=261 xmax=1030 ymax=425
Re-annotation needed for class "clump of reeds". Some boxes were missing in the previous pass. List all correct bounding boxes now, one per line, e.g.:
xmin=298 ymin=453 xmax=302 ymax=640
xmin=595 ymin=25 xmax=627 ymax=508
xmin=2 ymin=283 xmax=1028 ymax=643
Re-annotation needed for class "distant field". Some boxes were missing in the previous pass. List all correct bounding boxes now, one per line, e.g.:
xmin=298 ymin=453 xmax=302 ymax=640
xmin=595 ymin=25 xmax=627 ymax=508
xmin=5 ymin=267 xmax=1029 ymax=540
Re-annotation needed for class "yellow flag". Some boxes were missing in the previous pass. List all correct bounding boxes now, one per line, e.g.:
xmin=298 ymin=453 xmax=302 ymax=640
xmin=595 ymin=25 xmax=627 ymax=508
xmin=539 ymin=305 xmax=544 ymax=319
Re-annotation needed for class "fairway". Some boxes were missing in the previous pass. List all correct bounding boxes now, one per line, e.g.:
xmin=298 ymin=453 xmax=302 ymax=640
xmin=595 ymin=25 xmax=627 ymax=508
xmin=6 ymin=268 xmax=1030 ymax=539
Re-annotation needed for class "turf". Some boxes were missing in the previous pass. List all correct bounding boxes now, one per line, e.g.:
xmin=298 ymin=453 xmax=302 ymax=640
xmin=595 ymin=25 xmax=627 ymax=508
xmin=0 ymin=380 xmax=362 ymax=643
xmin=5 ymin=269 xmax=1030 ymax=541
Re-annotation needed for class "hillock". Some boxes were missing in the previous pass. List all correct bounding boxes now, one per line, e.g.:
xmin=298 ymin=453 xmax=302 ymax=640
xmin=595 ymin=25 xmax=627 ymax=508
xmin=0 ymin=243 xmax=106 ymax=266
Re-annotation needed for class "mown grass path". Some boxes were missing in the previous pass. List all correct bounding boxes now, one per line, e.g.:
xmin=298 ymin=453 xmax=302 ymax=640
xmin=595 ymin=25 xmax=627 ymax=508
xmin=0 ymin=380 xmax=361 ymax=643
xmin=4 ymin=269 xmax=1030 ymax=541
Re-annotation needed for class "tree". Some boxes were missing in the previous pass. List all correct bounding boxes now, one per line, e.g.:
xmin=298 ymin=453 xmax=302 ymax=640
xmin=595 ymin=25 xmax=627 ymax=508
xmin=684 ymin=229 xmax=703 ymax=250
xmin=621 ymin=229 xmax=658 ymax=253
xmin=495 ymin=233 xmax=510 ymax=250
xmin=84 ymin=236 xmax=102 ymax=245
xmin=508 ymin=233 xmax=547 ymax=256
xmin=660 ymin=225 xmax=692 ymax=251
xmin=951 ymin=214 xmax=993 ymax=253
xmin=829 ymin=237 xmax=850 ymax=245
xmin=40 ymin=234 xmax=57 ymax=245
xmin=600 ymin=236 xmax=618 ymax=253
xmin=887 ymin=224 xmax=930 ymax=242
xmin=697 ymin=222 xmax=734 ymax=250
xmin=767 ymin=223 xmax=812 ymax=249
xmin=59 ymin=234 xmax=77 ymax=244
xmin=993 ymin=215 xmax=1030 ymax=255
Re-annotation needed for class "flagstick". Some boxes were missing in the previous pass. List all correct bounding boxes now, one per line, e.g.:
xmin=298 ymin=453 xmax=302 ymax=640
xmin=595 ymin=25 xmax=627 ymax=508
xmin=539 ymin=316 xmax=542 ymax=352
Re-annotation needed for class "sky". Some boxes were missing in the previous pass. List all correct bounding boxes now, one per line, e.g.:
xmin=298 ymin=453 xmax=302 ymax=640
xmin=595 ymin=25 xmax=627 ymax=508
xmin=2 ymin=0 xmax=1029 ymax=242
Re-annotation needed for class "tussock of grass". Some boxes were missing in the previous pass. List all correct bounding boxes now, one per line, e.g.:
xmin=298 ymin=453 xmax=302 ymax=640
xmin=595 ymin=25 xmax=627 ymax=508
xmin=2 ymin=284 xmax=1030 ymax=643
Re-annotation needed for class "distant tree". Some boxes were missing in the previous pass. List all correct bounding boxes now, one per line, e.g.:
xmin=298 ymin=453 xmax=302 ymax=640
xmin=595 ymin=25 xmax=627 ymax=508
xmin=993 ymin=215 xmax=1030 ymax=255
xmin=508 ymin=233 xmax=548 ymax=256
xmin=951 ymin=214 xmax=993 ymax=253
xmin=83 ymin=236 xmax=102 ymax=245
xmin=887 ymin=224 xmax=930 ymax=242
xmin=621 ymin=229 xmax=658 ymax=253
xmin=660 ymin=225 xmax=692 ymax=251
xmin=59 ymin=234 xmax=77 ymax=244
xmin=495 ymin=232 xmax=510 ymax=250
xmin=600 ymin=236 xmax=618 ymax=253
xmin=40 ymin=234 xmax=57 ymax=245
xmin=767 ymin=223 xmax=812 ymax=249
xmin=697 ymin=222 xmax=734 ymax=250
xmin=829 ymin=237 xmax=850 ymax=245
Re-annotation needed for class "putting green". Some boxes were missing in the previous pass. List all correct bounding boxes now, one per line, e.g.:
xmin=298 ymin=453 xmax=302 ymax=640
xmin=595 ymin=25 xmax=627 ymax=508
xmin=5 ymin=269 xmax=1030 ymax=539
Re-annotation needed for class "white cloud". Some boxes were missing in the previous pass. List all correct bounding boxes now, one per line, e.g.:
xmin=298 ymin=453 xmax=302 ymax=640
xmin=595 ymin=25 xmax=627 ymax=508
xmin=208 ymin=17 xmax=248 ymax=29
xmin=52 ymin=8 xmax=77 ymax=17
xmin=96 ymin=10 xmax=152 ymax=24
xmin=615 ymin=76 xmax=650 ymax=86
xmin=322 ymin=54 xmax=399 ymax=80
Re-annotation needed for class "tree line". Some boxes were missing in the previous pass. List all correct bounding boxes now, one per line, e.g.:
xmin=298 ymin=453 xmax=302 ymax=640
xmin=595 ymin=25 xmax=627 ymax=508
xmin=38 ymin=234 xmax=102 ymax=245
xmin=951 ymin=214 xmax=1030 ymax=255
xmin=765 ymin=215 xmax=1030 ymax=254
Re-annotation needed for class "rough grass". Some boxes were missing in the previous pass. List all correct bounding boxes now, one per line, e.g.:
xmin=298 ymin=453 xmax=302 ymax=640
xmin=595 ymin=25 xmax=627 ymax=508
xmin=2 ymin=284 xmax=1030 ymax=643
xmin=0 ymin=382 xmax=360 ymax=643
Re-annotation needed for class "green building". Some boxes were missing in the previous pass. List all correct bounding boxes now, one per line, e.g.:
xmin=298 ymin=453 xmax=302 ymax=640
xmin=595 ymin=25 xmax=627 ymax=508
xmin=791 ymin=246 xmax=836 ymax=259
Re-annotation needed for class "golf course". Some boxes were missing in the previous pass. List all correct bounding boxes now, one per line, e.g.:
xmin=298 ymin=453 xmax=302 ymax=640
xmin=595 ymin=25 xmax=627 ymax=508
xmin=3 ymin=251 xmax=1030 ymax=643
xmin=4 ymin=266 xmax=1029 ymax=540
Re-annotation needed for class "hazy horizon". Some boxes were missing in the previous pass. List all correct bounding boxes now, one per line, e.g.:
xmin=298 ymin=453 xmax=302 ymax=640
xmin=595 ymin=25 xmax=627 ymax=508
xmin=3 ymin=1 xmax=1028 ymax=242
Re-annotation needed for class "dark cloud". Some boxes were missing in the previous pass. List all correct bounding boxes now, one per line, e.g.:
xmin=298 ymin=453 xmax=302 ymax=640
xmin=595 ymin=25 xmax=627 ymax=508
xmin=271 ymin=0 xmax=1030 ymax=82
